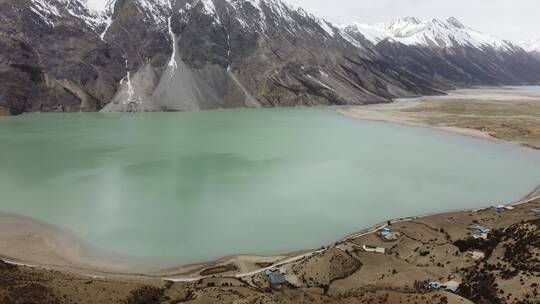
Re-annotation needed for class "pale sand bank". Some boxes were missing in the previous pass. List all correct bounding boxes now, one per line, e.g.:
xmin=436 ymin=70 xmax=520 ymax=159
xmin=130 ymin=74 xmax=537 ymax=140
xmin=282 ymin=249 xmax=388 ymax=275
xmin=337 ymin=99 xmax=495 ymax=142
xmin=338 ymin=86 xmax=540 ymax=149
xmin=0 ymin=211 xmax=293 ymax=278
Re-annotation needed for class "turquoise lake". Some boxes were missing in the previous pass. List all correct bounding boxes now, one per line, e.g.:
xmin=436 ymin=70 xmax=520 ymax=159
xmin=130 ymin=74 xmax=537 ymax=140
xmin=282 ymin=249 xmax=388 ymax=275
xmin=1 ymin=107 xmax=540 ymax=265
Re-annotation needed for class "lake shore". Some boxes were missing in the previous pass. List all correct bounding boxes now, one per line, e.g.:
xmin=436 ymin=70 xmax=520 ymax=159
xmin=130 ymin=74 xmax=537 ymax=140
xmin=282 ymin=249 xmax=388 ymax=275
xmin=2 ymin=186 xmax=539 ymax=303
xmin=337 ymin=86 xmax=540 ymax=150
xmin=2 ymin=183 xmax=539 ymax=276
xmin=2 ymin=86 xmax=540 ymax=303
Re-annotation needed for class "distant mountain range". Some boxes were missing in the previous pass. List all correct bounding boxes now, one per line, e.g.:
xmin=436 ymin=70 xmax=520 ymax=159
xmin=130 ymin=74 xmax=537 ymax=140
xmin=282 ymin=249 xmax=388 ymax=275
xmin=1 ymin=0 xmax=539 ymax=115
xmin=340 ymin=17 xmax=517 ymax=50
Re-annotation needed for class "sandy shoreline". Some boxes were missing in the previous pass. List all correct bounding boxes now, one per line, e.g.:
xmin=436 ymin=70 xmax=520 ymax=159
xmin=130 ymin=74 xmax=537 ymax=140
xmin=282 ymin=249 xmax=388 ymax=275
xmin=336 ymin=99 xmax=498 ymax=143
xmin=0 ymin=180 xmax=540 ymax=282
xmin=1 ymin=86 xmax=540 ymax=282
xmin=0 ymin=211 xmax=303 ymax=278
xmin=1 ymin=184 xmax=539 ymax=281
xmin=336 ymin=86 xmax=540 ymax=150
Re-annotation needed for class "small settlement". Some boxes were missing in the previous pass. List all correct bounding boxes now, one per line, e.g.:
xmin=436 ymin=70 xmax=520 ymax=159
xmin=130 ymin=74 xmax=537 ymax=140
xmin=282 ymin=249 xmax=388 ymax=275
xmin=462 ymin=223 xmax=492 ymax=260
xmin=494 ymin=204 xmax=515 ymax=212
xmin=360 ymin=244 xmax=386 ymax=254
xmin=470 ymin=223 xmax=490 ymax=240
xmin=426 ymin=280 xmax=460 ymax=293
xmin=378 ymin=227 xmax=400 ymax=241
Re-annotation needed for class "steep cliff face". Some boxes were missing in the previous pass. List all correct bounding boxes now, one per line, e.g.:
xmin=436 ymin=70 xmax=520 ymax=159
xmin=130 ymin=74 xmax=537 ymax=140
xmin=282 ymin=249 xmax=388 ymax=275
xmin=1 ymin=0 xmax=539 ymax=115
xmin=102 ymin=0 xmax=441 ymax=112
xmin=373 ymin=41 xmax=540 ymax=87
xmin=0 ymin=0 xmax=125 ymax=114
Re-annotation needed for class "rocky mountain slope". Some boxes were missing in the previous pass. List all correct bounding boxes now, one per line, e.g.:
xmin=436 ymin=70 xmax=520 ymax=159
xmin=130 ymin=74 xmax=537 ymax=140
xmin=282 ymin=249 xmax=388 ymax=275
xmin=340 ymin=17 xmax=540 ymax=88
xmin=1 ymin=0 xmax=539 ymax=115
xmin=0 ymin=0 xmax=125 ymax=114
xmin=98 ymin=0 xmax=445 ymax=112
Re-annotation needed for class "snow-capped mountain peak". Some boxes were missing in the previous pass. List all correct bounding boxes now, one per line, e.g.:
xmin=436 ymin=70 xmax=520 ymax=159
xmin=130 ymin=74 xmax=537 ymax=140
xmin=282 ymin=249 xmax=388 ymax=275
xmin=28 ymin=0 xmax=120 ymax=30
xmin=82 ymin=0 xmax=112 ymax=14
xmin=340 ymin=17 xmax=516 ymax=51
xmin=446 ymin=16 xmax=465 ymax=29
xmin=28 ymin=0 xmax=170 ymax=29
xmin=379 ymin=16 xmax=422 ymax=36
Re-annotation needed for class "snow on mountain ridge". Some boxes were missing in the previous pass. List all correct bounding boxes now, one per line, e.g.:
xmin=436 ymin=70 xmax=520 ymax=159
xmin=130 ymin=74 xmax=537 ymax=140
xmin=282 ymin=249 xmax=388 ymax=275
xmin=132 ymin=0 xmax=170 ymax=30
xmin=83 ymin=0 xmax=111 ymax=14
xmin=519 ymin=35 xmax=540 ymax=53
xmin=29 ymin=0 xmax=61 ymax=25
xmin=199 ymin=0 xmax=338 ymax=39
xmin=30 ymin=0 xmax=338 ymax=42
xmin=30 ymin=0 xmax=522 ymax=55
xmin=340 ymin=17 xmax=517 ymax=51
xmin=29 ymin=0 xmax=119 ymax=30
xmin=29 ymin=0 xmax=171 ymax=31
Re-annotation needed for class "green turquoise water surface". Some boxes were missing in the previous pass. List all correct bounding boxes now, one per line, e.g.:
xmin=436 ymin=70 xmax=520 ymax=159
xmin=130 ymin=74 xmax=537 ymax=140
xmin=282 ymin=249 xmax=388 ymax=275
xmin=1 ymin=107 xmax=539 ymax=265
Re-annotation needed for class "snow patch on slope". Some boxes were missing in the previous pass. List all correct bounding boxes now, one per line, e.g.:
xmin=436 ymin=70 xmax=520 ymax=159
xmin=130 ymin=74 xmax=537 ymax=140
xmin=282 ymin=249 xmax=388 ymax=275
xmin=225 ymin=0 xmax=336 ymax=38
xmin=29 ymin=0 xmax=60 ymax=26
xmin=87 ymin=0 xmax=170 ymax=34
xmin=200 ymin=0 xmax=217 ymax=16
xmin=29 ymin=0 xmax=111 ymax=29
xmin=166 ymin=0 xmax=178 ymax=73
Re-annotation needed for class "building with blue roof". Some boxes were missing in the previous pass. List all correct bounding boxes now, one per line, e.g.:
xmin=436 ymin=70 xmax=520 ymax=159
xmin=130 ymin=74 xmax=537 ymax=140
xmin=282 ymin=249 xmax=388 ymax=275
xmin=378 ymin=227 xmax=400 ymax=241
xmin=472 ymin=224 xmax=490 ymax=233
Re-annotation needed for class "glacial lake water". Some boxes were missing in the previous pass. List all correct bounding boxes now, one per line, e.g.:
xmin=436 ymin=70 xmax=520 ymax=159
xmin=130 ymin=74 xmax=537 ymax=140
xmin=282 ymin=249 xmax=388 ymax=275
xmin=1 ymin=107 xmax=540 ymax=265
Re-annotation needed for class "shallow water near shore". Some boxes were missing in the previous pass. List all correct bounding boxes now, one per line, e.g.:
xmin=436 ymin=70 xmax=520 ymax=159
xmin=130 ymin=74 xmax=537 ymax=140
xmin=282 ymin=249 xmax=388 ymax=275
xmin=1 ymin=106 xmax=540 ymax=268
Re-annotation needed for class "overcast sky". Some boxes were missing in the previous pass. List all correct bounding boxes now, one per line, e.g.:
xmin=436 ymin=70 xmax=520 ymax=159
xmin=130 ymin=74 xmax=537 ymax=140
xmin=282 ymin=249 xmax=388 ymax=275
xmin=287 ymin=0 xmax=538 ymax=41
xmin=87 ymin=0 xmax=538 ymax=41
